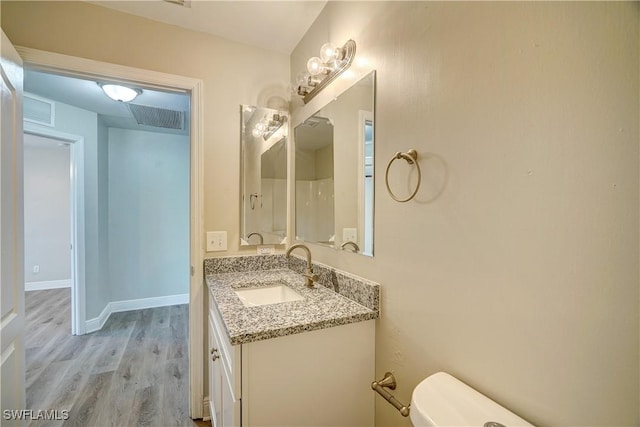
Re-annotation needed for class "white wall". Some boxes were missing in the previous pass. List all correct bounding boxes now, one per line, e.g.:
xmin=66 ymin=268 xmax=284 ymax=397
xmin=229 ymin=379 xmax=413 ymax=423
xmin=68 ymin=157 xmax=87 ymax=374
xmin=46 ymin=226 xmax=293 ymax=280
xmin=96 ymin=117 xmax=111 ymax=312
xmin=260 ymin=138 xmax=287 ymax=240
xmin=291 ymin=2 xmax=639 ymax=426
xmin=295 ymin=142 xmax=334 ymax=242
xmin=23 ymin=98 xmax=109 ymax=318
xmin=23 ymin=134 xmax=70 ymax=285
xmin=108 ymin=128 xmax=189 ymax=301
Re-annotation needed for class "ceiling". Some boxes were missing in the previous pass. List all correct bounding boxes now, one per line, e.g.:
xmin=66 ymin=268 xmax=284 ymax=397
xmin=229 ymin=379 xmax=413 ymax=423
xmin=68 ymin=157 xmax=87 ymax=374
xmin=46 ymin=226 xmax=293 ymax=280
xmin=25 ymin=70 xmax=191 ymax=135
xmin=87 ymin=0 xmax=327 ymax=54
xmin=24 ymin=1 xmax=328 ymax=134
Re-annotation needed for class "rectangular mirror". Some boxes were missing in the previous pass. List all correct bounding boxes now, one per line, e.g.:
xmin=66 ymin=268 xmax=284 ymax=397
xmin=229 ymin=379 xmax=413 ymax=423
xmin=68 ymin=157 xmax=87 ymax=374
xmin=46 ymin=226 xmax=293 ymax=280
xmin=294 ymin=71 xmax=375 ymax=256
xmin=240 ymin=105 xmax=288 ymax=246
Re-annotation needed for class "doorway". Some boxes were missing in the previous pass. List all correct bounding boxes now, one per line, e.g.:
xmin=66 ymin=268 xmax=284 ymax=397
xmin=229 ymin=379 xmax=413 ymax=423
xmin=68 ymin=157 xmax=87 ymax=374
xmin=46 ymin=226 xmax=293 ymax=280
xmin=18 ymin=46 xmax=205 ymax=418
xmin=23 ymin=127 xmax=84 ymax=336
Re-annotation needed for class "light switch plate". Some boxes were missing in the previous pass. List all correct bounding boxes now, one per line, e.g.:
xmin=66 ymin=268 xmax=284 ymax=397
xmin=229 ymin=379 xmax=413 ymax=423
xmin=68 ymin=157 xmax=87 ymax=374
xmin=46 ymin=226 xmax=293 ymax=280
xmin=206 ymin=231 xmax=227 ymax=252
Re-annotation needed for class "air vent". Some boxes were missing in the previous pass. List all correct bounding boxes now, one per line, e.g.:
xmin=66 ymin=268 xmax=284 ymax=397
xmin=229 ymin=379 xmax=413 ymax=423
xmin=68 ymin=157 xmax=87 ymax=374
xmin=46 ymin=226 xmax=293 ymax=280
xmin=301 ymin=116 xmax=331 ymax=127
xmin=128 ymin=104 xmax=185 ymax=130
xmin=24 ymin=93 xmax=55 ymax=127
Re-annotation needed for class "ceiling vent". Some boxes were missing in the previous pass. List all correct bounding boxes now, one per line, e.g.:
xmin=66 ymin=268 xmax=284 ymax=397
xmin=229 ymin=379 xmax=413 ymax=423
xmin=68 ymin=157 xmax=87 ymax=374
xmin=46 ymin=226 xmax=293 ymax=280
xmin=301 ymin=116 xmax=331 ymax=127
xmin=24 ymin=93 xmax=55 ymax=127
xmin=128 ymin=104 xmax=185 ymax=130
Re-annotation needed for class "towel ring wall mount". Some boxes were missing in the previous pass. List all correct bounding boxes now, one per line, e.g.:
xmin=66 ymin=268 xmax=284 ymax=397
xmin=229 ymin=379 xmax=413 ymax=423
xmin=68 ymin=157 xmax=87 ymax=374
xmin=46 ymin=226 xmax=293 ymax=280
xmin=385 ymin=149 xmax=421 ymax=202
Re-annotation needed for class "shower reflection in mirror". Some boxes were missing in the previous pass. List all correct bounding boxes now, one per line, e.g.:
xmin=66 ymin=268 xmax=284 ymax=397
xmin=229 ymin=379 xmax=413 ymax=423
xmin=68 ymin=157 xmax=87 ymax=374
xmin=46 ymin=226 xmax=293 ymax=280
xmin=295 ymin=116 xmax=335 ymax=245
xmin=240 ymin=105 xmax=288 ymax=246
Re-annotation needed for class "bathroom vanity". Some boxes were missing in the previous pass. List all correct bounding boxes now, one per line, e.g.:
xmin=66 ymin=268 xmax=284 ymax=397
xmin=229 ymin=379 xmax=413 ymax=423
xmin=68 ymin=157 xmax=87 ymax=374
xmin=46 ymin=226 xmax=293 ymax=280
xmin=205 ymin=256 xmax=379 ymax=427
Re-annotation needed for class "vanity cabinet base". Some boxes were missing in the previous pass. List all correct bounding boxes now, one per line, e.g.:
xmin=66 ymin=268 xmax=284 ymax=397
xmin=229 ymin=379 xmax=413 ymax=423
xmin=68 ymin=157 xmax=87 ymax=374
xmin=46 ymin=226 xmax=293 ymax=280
xmin=241 ymin=320 xmax=375 ymax=427
xmin=208 ymin=292 xmax=375 ymax=427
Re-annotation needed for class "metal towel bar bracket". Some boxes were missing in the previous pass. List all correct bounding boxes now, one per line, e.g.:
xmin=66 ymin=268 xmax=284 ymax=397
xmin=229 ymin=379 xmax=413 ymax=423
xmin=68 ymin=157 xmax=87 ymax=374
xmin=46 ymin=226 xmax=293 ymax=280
xmin=385 ymin=149 xmax=421 ymax=202
xmin=371 ymin=372 xmax=411 ymax=417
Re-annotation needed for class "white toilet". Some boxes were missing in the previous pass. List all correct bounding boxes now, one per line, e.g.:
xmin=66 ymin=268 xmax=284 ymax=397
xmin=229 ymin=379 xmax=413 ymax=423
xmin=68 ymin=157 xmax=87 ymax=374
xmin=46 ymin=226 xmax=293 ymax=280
xmin=410 ymin=372 xmax=533 ymax=427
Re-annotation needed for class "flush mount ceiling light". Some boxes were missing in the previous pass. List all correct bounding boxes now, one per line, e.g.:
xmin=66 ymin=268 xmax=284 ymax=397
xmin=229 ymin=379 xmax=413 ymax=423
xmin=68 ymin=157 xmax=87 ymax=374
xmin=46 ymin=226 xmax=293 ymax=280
xmin=98 ymin=83 xmax=142 ymax=102
xmin=296 ymin=39 xmax=356 ymax=104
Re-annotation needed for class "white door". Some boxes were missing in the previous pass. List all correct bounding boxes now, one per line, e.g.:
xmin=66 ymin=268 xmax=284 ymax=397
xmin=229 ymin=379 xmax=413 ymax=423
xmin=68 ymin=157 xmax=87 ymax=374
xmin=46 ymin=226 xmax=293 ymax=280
xmin=0 ymin=29 xmax=25 ymax=422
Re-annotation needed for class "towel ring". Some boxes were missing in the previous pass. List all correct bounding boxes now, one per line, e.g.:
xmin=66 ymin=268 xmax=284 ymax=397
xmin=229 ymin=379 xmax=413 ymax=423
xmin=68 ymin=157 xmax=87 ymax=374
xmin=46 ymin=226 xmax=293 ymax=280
xmin=385 ymin=149 xmax=421 ymax=202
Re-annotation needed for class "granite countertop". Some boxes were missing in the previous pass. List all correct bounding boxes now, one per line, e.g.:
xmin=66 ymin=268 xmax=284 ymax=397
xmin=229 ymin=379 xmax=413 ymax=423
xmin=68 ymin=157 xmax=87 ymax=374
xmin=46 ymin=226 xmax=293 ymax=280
xmin=206 ymin=269 xmax=379 ymax=345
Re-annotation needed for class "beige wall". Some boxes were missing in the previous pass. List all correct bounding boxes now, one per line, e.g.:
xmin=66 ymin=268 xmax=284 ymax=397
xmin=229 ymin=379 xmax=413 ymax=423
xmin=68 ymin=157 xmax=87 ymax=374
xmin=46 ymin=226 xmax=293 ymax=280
xmin=4 ymin=1 xmax=639 ymax=425
xmin=291 ymin=2 xmax=639 ymax=426
xmin=1 ymin=0 xmax=290 ymax=256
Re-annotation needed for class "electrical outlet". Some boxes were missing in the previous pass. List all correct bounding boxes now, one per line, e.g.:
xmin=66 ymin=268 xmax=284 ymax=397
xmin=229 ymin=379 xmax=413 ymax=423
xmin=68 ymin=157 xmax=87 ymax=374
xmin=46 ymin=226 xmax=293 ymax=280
xmin=33 ymin=265 xmax=40 ymax=274
xmin=257 ymin=245 xmax=275 ymax=255
xmin=342 ymin=228 xmax=357 ymax=242
xmin=206 ymin=231 xmax=227 ymax=252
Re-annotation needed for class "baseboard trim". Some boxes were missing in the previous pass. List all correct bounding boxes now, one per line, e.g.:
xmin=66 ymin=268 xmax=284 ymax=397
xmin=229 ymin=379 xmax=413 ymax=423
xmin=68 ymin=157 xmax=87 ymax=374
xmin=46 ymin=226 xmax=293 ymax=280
xmin=25 ymin=279 xmax=71 ymax=291
xmin=85 ymin=293 xmax=189 ymax=334
xmin=202 ymin=396 xmax=211 ymax=421
xmin=85 ymin=303 xmax=111 ymax=334
xmin=109 ymin=293 xmax=189 ymax=314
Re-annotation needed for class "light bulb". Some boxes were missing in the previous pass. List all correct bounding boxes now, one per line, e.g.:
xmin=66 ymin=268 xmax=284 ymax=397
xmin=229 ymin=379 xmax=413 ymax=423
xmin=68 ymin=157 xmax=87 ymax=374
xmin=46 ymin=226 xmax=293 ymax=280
xmin=296 ymin=72 xmax=310 ymax=87
xmin=255 ymin=120 xmax=268 ymax=133
xmin=320 ymin=43 xmax=340 ymax=63
xmin=306 ymin=57 xmax=325 ymax=76
xmin=252 ymin=128 xmax=263 ymax=138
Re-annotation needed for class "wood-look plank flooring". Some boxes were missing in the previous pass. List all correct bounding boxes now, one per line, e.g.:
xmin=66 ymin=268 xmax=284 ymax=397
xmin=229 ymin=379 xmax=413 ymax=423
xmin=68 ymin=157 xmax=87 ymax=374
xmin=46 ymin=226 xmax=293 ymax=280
xmin=25 ymin=289 xmax=211 ymax=427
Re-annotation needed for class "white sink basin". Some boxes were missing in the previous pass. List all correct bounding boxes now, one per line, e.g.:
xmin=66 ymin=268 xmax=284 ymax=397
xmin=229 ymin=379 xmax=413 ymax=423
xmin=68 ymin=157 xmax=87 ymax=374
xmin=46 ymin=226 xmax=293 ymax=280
xmin=234 ymin=282 xmax=304 ymax=307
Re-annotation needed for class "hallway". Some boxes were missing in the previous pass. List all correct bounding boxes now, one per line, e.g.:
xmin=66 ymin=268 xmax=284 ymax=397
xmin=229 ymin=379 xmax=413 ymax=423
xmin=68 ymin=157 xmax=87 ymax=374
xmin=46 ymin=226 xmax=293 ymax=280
xmin=25 ymin=289 xmax=199 ymax=426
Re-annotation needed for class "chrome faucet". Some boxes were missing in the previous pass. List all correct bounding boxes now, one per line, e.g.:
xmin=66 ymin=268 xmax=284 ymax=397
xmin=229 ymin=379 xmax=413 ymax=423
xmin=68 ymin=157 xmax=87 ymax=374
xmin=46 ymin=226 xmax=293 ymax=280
xmin=247 ymin=232 xmax=264 ymax=245
xmin=285 ymin=244 xmax=319 ymax=288
xmin=340 ymin=241 xmax=360 ymax=253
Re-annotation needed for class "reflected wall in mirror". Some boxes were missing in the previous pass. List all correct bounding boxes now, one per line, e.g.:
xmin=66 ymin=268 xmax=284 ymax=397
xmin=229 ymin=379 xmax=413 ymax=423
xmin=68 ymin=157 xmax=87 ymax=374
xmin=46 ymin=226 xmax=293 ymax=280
xmin=295 ymin=117 xmax=335 ymax=245
xmin=294 ymin=71 xmax=375 ymax=256
xmin=240 ymin=105 xmax=288 ymax=246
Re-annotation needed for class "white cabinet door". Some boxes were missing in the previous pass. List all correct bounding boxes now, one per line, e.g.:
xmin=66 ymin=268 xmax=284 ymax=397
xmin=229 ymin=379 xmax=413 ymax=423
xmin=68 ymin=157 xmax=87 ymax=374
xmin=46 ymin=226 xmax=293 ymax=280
xmin=0 ymin=29 xmax=25 ymax=424
xmin=208 ymin=316 xmax=223 ymax=427
xmin=221 ymin=374 xmax=236 ymax=427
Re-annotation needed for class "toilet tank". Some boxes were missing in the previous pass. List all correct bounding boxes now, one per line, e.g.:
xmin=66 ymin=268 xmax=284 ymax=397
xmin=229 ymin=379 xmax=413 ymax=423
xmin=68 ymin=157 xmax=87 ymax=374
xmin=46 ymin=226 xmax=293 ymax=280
xmin=410 ymin=372 xmax=533 ymax=427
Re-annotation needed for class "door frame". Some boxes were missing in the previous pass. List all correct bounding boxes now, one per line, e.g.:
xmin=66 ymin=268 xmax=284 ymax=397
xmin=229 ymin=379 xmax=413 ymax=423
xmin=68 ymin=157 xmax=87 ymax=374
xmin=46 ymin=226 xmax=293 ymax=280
xmin=23 ymin=125 xmax=85 ymax=336
xmin=357 ymin=109 xmax=374 ymax=256
xmin=1 ymin=28 xmax=26 ymax=419
xmin=16 ymin=46 xmax=205 ymax=418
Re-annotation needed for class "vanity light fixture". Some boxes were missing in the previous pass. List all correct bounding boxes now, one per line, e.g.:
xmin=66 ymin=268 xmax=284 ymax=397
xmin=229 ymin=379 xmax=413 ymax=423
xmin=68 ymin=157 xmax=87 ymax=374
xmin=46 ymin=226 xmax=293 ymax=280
xmin=252 ymin=113 xmax=286 ymax=141
xmin=98 ymin=83 xmax=142 ymax=102
xmin=296 ymin=39 xmax=357 ymax=104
